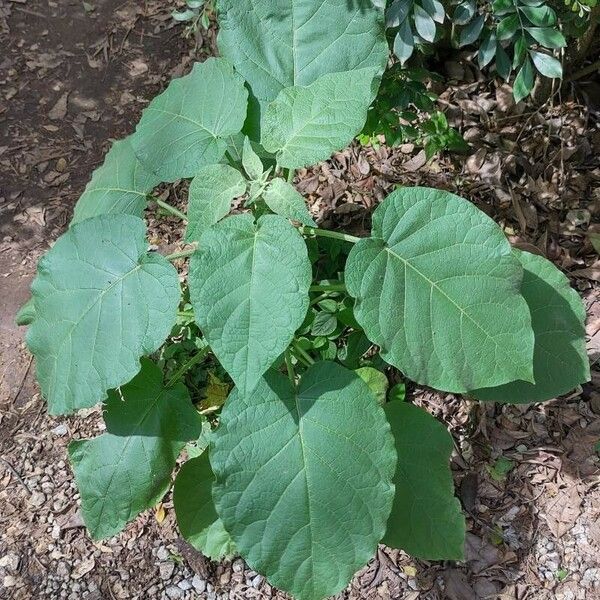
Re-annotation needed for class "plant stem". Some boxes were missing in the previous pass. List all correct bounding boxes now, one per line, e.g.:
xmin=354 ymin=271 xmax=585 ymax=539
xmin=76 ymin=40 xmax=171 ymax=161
xmin=165 ymin=245 xmax=198 ymax=261
xmin=155 ymin=198 xmax=188 ymax=222
xmin=309 ymin=283 xmax=347 ymax=293
xmin=298 ymin=226 xmax=360 ymax=244
xmin=284 ymin=350 xmax=295 ymax=382
xmin=177 ymin=310 xmax=195 ymax=318
xmin=292 ymin=341 xmax=315 ymax=365
xmin=286 ymin=168 xmax=295 ymax=183
xmin=167 ymin=345 xmax=211 ymax=387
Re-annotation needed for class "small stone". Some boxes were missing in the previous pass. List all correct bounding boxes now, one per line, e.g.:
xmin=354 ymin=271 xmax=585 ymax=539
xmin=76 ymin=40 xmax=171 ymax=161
xmin=251 ymin=574 xmax=263 ymax=588
xmin=3 ymin=575 xmax=17 ymax=587
xmin=165 ymin=585 xmax=183 ymax=599
xmin=56 ymin=561 xmax=71 ymax=579
xmin=29 ymin=491 xmax=46 ymax=507
xmin=156 ymin=546 xmax=169 ymax=561
xmin=177 ymin=579 xmax=192 ymax=590
xmin=0 ymin=553 xmax=19 ymax=570
xmin=159 ymin=561 xmax=175 ymax=580
xmin=192 ymin=575 xmax=206 ymax=593
xmin=51 ymin=424 xmax=68 ymax=436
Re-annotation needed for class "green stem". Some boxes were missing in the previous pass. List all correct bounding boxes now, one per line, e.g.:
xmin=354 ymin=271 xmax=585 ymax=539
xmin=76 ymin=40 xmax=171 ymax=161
xmin=284 ymin=350 xmax=295 ymax=382
xmin=292 ymin=341 xmax=315 ymax=366
xmin=167 ymin=345 xmax=210 ymax=387
xmin=309 ymin=283 xmax=347 ymax=293
xmin=286 ymin=168 xmax=295 ymax=183
xmin=299 ymin=226 xmax=360 ymax=244
xmin=155 ymin=198 xmax=188 ymax=222
xmin=177 ymin=310 xmax=195 ymax=318
xmin=165 ymin=245 xmax=198 ymax=261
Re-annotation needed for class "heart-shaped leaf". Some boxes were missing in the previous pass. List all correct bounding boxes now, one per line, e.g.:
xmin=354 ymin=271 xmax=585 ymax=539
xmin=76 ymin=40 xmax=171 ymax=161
xmin=211 ymin=361 xmax=396 ymax=600
xmin=27 ymin=214 xmax=180 ymax=415
xmin=345 ymin=187 xmax=535 ymax=393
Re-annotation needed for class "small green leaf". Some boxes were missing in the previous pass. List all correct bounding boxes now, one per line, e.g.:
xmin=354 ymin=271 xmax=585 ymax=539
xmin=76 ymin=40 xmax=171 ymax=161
xmin=242 ymin=136 xmax=264 ymax=180
xmin=453 ymin=0 xmax=476 ymax=25
xmin=487 ymin=456 xmax=514 ymax=481
xmin=356 ymin=367 xmax=388 ymax=405
xmin=189 ymin=214 xmax=311 ymax=394
xmin=473 ymin=250 xmax=589 ymax=403
xmin=495 ymin=43 xmax=512 ymax=79
xmin=310 ymin=311 xmax=337 ymax=336
xmin=131 ymin=58 xmax=248 ymax=182
xmin=69 ymin=359 xmax=202 ymax=539
xmin=383 ymin=402 xmax=465 ymax=560
xmin=16 ymin=297 xmax=35 ymax=326
xmin=71 ymin=138 xmax=159 ymax=225
xmin=513 ymin=57 xmax=535 ymax=103
xmin=345 ymin=187 xmax=535 ymax=393
xmin=520 ymin=4 xmax=557 ymax=26
xmin=211 ymin=362 xmax=396 ymax=600
xmin=413 ymin=3 xmax=436 ymax=42
xmin=262 ymin=178 xmax=316 ymax=226
xmin=387 ymin=0 xmax=412 ymax=26
xmin=261 ymin=69 xmax=378 ymax=169
xmin=27 ymin=215 xmax=180 ymax=415
xmin=513 ymin=35 xmax=528 ymax=68
xmin=185 ymin=164 xmax=246 ymax=242
xmin=529 ymin=50 xmax=563 ymax=78
xmin=459 ymin=14 xmax=485 ymax=47
xmin=421 ymin=0 xmax=445 ymax=23
xmin=174 ymin=454 xmax=235 ymax=560
xmin=526 ymin=26 xmax=567 ymax=48
xmin=496 ymin=14 xmax=519 ymax=39
xmin=388 ymin=382 xmax=406 ymax=403
xmin=394 ymin=20 xmax=415 ymax=64
xmin=478 ymin=30 xmax=497 ymax=68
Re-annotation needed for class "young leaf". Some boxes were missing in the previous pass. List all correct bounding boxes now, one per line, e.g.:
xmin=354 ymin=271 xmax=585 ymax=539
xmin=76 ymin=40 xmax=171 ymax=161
xmin=394 ymin=20 xmax=415 ymax=64
xmin=529 ymin=50 xmax=563 ymax=78
xmin=211 ymin=362 xmax=396 ymax=600
xmin=520 ymin=4 xmax=557 ymax=26
xmin=413 ymin=3 xmax=436 ymax=42
xmin=71 ymin=138 xmax=160 ymax=225
xmin=513 ymin=57 xmax=535 ymax=103
xmin=459 ymin=14 xmax=485 ymax=47
xmin=526 ymin=26 xmax=567 ymax=48
xmin=16 ymin=297 xmax=36 ymax=326
xmin=242 ymin=136 xmax=264 ymax=180
xmin=383 ymin=402 xmax=465 ymax=559
xmin=261 ymin=69 xmax=377 ymax=169
xmin=472 ymin=250 xmax=589 ymax=403
xmin=189 ymin=214 xmax=311 ymax=394
xmin=345 ymin=187 xmax=535 ymax=393
xmin=185 ymin=164 xmax=247 ymax=242
xmin=496 ymin=14 xmax=519 ymax=39
xmin=26 ymin=215 xmax=180 ymax=415
xmin=262 ymin=178 xmax=316 ymax=226
xmin=173 ymin=454 xmax=235 ymax=561
xmin=69 ymin=359 xmax=202 ymax=539
xmin=355 ymin=366 xmax=388 ymax=405
xmin=217 ymin=0 xmax=388 ymax=103
xmin=131 ymin=58 xmax=248 ymax=182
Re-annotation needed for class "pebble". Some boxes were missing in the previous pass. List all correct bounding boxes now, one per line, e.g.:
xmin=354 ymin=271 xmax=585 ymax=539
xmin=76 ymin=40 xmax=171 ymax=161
xmin=3 ymin=575 xmax=17 ymax=587
xmin=192 ymin=575 xmax=206 ymax=593
xmin=165 ymin=585 xmax=183 ymax=599
xmin=0 ymin=553 xmax=19 ymax=570
xmin=159 ymin=561 xmax=175 ymax=580
xmin=156 ymin=546 xmax=169 ymax=561
xmin=30 ymin=491 xmax=46 ymax=507
xmin=177 ymin=579 xmax=192 ymax=590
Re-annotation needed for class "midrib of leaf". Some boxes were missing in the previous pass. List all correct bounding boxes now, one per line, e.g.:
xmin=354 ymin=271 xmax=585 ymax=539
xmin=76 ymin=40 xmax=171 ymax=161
xmin=146 ymin=107 xmax=218 ymax=139
xmin=87 ymin=187 xmax=146 ymax=196
xmin=244 ymin=229 xmax=260 ymax=391
xmin=384 ymin=245 xmax=522 ymax=372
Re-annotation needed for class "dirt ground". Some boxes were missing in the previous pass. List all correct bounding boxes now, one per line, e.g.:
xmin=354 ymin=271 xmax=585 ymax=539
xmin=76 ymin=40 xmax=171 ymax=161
xmin=1 ymin=1 xmax=599 ymax=599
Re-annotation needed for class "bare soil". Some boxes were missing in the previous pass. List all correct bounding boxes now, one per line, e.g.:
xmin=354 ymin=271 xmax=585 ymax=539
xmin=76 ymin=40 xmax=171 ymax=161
xmin=1 ymin=1 xmax=599 ymax=599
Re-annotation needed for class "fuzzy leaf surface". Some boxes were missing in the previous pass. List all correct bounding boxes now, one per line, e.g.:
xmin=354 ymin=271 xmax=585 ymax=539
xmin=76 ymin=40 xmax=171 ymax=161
xmin=71 ymin=138 xmax=160 ymax=225
xmin=132 ymin=58 xmax=247 ymax=182
xmin=185 ymin=164 xmax=247 ymax=242
xmin=26 ymin=215 xmax=180 ymax=415
xmin=261 ymin=69 xmax=376 ymax=168
xmin=217 ymin=0 xmax=388 ymax=103
xmin=262 ymin=178 xmax=315 ymax=226
xmin=345 ymin=187 xmax=535 ymax=393
xmin=383 ymin=402 xmax=465 ymax=559
xmin=211 ymin=362 xmax=396 ymax=600
xmin=69 ymin=360 xmax=202 ymax=539
xmin=174 ymin=454 xmax=235 ymax=560
xmin=473 ymin=250 xmax=589 ymax=403
xmin=189 ymin=214 xmax=311 ymax=394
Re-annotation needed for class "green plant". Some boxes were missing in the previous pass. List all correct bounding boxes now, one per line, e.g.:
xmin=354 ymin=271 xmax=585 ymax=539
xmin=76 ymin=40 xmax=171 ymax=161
xmin=18 ymin=3 xmax=590 ymax=600
xmin=172 ymin=0 xmax=213 ymax=35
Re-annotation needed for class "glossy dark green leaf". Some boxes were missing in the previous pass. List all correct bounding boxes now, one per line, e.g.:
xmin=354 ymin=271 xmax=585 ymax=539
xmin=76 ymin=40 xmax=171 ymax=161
xmin=495 ymin=43 xmax=512 ymax=79
xmin=394 ymin=19 xmax=415 ymax=64
xmin=520 ymin=4 xmax=556 ymax=26
xmin=383 ymin=402 xmax=465 ymax=559
xmin=69 ymin=359 xmax=202 ymax=539
xmin=459 ymin=14 xmax=484 ymax=47
xmin=526 ymin=26 xmax=566 ymax=48
xmin=529 ymin=50 xmax=562 ymax=78
xmin=211 ymin=362 xmax=396 ymax=600
xmin=473 ymin=250 xmax=589 ymax=403
xmin=27 ymin=215 xmax=180 ymax=415
xmin=513 ymin=57 xmax=534 ymax=103
xmin=478 ymin=30 xmax=497 ymax=68
xmin=496 ymin=14 xmax=519 ymax=39
xmin=453 ymin=0 xmax=476 ymax=25
xmin=413 ymin=3 xmax=436 ymax=42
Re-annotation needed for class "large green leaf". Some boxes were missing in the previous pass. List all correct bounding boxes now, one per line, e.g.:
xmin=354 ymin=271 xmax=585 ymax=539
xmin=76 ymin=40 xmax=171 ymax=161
xmin=69 ymin=359 xmax=202 ymax=539
xmin=26 ymin=215 xmax=180 ymax=415
xmin=189 ymin=214 xmax=311 ymax=394
xmin=383 ymin=402 xmax=465 ymax=560
xmin=185 ymin=164 xmax=247 ymax=242
xmin=473 ymin=250 xmax=589 ymax=403
xmin=211 ymin=362 xmax=396 ymax=600
xmin=131 ymin=58 xmax=248 ymax=182
xmin=262 ymin=178 xmax=315 ymax=226
xmin=173 ymin=454 xmax=235 ymax=560
xmin=261 ymin=69 xmax=376 ymax=168
xmin=345 ymin=187 xmax=535 ymax=393
xmin=71 ymin=138 xmax=160 ymax=225
xmin=216 ymin=0 xmax=388 ymax=104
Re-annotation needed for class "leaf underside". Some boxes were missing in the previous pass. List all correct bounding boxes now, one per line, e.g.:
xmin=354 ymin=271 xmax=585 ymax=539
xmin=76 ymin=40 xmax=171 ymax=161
xmin=132 ymin=58 xmax=248 ymax=182
xmin=211 ymin=361 xmax=397 ymax=600
xmin=189 ymin=214 xmax=312 ymax=395
xmin=27 ymin=214 xmax=180 ymax=415
xmin=69 ymin=359 xmax=202 ymax=539
xmin=383 ymin=401 xmax=465 ymax=560
xmin=345 ymin=187 xmax=535 ymax=393
xmin=173 ymin=453 xmax=235 ymax=560
xmin=473 ymin=249 xmax=590 ymax=403
xmin=262 ymin=178 xmax=315 ymax=226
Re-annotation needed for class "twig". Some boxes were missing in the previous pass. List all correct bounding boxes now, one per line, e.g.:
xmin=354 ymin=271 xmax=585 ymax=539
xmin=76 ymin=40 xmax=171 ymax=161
xmin=0 ymin=457 xmax=31 ymax=495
